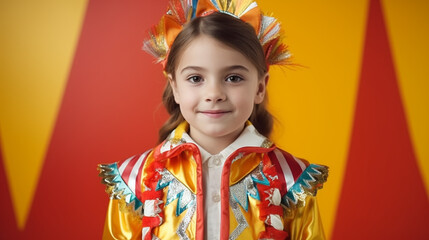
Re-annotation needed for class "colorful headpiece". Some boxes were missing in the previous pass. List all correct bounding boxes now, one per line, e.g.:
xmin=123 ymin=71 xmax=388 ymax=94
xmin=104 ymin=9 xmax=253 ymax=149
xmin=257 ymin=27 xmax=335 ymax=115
xmin=143 ymin=0 xmax=291 ymax=69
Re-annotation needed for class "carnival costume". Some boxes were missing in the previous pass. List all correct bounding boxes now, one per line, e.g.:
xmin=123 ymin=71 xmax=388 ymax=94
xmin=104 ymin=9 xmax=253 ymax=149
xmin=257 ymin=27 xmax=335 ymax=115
xmin=99 ymin=1 xmax=328 ymax=239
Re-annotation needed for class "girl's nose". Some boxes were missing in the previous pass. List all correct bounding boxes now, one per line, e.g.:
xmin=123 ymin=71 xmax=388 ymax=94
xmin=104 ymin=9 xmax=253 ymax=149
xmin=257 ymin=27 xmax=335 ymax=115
xmin=205 ymin=81 xmax=226 ymax=102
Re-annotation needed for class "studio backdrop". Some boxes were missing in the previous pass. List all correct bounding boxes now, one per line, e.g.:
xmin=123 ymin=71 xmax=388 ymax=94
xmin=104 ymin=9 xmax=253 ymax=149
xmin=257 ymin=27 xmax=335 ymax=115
xmin=0 ymin=0 xmax=428 ymax=239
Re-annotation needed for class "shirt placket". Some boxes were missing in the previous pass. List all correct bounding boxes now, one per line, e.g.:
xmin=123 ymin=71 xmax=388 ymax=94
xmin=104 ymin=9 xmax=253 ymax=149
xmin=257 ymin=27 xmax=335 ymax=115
xmin=205 ymin=153 xmax=224 ymax=240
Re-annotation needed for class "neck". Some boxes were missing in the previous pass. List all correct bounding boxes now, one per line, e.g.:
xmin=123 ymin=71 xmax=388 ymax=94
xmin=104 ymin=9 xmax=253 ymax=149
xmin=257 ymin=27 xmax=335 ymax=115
xmin=189 ymin=126 xmax=245 ymax=155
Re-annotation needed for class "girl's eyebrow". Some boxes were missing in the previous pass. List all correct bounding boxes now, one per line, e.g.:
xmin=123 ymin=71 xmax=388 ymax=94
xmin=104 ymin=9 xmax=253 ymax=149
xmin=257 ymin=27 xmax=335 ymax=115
xmin=180 ymin=66 xmax=205 ymax=74
xmin=223 ymin=65 xmax=249 ymax=72
xmin=225 ymin=65 xmax=249 ymax=72
xmin=180 ymin=65 xmax=249 ymax=74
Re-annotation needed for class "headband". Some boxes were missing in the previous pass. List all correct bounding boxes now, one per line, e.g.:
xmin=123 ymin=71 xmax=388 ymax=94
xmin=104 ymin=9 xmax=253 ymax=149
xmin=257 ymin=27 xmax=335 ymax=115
xmin=143 ymin=0 xmax=291 ymax=69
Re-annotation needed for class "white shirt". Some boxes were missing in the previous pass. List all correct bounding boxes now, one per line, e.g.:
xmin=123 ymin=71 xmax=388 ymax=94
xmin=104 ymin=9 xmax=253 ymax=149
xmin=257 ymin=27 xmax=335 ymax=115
xmin=181 ymin=125 xmax=267 ymax=240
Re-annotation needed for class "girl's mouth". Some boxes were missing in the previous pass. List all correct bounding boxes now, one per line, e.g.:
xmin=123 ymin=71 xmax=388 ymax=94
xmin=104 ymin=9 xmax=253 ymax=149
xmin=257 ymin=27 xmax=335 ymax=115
xmin=199 ymin=110 xmax=231 ymax=118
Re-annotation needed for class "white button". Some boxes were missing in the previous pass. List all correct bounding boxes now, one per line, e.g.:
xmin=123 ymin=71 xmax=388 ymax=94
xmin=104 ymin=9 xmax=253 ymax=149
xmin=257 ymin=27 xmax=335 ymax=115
xmin=209 ymin=154 xmax=222 ymax=167
xmin=212 ymin=192 xmax=221 ymax=202
xmin=213 ymin=157 xmax=221 ymax=166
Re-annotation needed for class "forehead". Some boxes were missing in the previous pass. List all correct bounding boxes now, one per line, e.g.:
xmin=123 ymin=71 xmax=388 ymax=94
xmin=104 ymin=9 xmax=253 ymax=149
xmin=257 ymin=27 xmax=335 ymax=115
xmin=176 ymin=35 xmax=256 ymax=73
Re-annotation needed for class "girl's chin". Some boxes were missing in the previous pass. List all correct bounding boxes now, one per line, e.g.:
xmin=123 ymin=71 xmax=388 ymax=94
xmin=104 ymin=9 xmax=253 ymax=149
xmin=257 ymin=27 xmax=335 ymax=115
xmin=191 ymin=126 xmax=243 ymax=140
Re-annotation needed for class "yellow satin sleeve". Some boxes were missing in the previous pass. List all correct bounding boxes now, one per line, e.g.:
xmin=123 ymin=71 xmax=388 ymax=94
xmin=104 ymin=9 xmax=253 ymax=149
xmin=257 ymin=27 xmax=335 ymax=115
xmin=284 ymin=196 xmax=326 ymax=240
xmin=102 ymin=199 xmax=142 ymax=240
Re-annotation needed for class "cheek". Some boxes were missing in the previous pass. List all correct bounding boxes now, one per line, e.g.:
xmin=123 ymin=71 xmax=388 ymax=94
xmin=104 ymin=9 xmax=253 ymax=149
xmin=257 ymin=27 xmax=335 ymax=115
xmin=234 ymin=84 xmax=260 ymax=106
xmin=177 ymin=89 xmax=199 ymax=108
xmin=232 ymin=94 xmax=256 ymax=115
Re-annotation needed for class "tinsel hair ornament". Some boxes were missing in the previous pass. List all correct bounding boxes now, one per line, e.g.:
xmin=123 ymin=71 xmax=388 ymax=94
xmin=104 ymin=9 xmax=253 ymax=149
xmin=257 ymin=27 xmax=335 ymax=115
xmin=142 ymin=0 xmax=291 ymax=69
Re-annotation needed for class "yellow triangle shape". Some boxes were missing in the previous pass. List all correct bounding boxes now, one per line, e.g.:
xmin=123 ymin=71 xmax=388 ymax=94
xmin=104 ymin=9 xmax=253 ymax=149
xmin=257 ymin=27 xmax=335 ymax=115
xmin=258 ymin=0 xmax=369 ymax=239
xmin=381 ymin=0 xmax=429 ymax=198
xmin=0 ymin=0 xmax=88 ymax=229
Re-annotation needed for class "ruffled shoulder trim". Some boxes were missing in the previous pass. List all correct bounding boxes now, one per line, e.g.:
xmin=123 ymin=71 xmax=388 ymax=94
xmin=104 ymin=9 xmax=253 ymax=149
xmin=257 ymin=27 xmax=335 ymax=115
xmin=282 ymin=164 xmax=328 ymax=214
xmin=98 ymin=163 xmax=144 ymax=218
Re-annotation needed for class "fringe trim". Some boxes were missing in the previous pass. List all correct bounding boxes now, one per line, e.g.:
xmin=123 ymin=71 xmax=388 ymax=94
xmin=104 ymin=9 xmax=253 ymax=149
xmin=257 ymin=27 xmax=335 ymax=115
xmin=282 ymin=164 xmax=329 ymax=216
xmin=98 ymin=163 xmax=144 ymax=219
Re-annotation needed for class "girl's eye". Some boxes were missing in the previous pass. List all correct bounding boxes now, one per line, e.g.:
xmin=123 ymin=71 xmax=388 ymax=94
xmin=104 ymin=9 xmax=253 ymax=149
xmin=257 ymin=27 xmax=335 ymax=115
xmin=226 ymin=75 xmax=243 ymax=83
xmin=187 ymin=76 xmax=203 ymax=83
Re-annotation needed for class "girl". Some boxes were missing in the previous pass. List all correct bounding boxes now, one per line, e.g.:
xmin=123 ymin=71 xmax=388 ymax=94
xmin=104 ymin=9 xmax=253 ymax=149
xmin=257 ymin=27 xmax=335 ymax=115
xmin=98 ymin=0 xmax=328 ymax=239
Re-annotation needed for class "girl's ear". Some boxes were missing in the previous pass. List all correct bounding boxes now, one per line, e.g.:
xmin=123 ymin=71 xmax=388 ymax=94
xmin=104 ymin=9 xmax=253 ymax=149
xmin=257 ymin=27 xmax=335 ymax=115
xmin=254 ymin=73 xmax=269 ymax=104
xmin=168 ymin=74 xmax=180 ymax=104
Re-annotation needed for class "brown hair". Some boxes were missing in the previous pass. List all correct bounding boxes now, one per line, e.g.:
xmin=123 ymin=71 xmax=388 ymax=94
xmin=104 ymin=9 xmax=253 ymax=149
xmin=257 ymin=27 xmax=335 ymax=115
xmin=158 ymin=12 xmax=273 ymax=142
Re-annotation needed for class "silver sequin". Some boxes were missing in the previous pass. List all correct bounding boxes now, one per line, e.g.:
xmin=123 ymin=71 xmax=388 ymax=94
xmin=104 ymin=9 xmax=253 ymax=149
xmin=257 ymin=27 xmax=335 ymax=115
xmin=177 ymin=204 xmax=196 ymax=240
xmin=229 ymin=194 xmax=249 ymax=240
xmin=250 ymin=163 xmax=269 ymax=185
xmin=165 ymin=178 xmax=183 ymax=204
xmin=231 ymin=152 xmax=245 ymax=163
xmin=230 ymin=162 xmax=269 ymax=210
xmin=179 ymin=188 xmax=195 ymax=211
xmin=230 ymin=177 xmax=248 ymax=210
xmin=157 ymin=168 xmax=196 ymax=216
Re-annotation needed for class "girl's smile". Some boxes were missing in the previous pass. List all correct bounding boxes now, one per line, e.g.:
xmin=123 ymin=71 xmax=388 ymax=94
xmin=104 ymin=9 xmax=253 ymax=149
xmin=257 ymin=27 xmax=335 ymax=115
xmin=198 ymin=109 xmax=232 ymax=119
xmin=169 ymin=35 xmax=268 ymax=154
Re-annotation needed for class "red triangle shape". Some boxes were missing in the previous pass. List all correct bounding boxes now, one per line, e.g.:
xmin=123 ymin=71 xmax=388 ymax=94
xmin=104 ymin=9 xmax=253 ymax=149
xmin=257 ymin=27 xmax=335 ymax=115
xmin=332 ymin=0 xmax=429 ymax=239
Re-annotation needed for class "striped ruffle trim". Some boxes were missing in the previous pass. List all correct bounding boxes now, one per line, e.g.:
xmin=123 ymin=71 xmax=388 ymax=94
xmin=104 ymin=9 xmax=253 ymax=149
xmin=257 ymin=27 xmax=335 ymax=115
xmin=98 ymin=162 xmax=144 ymax=218
xmin=282 ymin=164 xmax=329 ymax=214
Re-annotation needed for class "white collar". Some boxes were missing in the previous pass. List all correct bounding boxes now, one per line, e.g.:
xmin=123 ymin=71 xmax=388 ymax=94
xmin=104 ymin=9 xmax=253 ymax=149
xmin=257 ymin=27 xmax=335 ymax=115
xmin=181 ymin=124 xmax=268 ymax=163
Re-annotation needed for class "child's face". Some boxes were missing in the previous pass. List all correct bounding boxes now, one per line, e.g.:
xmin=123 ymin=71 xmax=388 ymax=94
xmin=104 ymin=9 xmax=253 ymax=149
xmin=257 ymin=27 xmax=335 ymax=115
xmin=170 ymin=35 xmax=267 ymax=147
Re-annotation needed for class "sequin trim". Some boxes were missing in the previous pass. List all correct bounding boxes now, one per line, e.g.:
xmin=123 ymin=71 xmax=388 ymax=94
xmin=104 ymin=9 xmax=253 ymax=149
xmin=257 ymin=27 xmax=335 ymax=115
xmin=98 ymin=163 xmax=144 ymax=218
xmin=156 ymin=168 xmax=196 ymax=216
xmin=282 ymin=164 xmax=329 ymax=214
xmin=229 ymin=193 xmax=249 ymax=240
xmin=230 ymin=162 xmax=270 ymax=211
xmin=155 ymin=168 xmax=197 ymax=239
xmin=177 ymin=204 xmax=196 ymax=240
